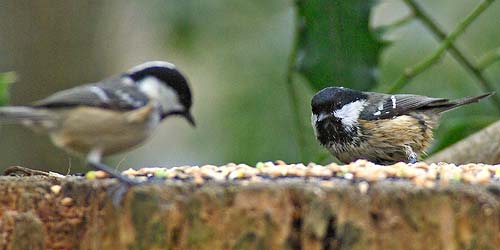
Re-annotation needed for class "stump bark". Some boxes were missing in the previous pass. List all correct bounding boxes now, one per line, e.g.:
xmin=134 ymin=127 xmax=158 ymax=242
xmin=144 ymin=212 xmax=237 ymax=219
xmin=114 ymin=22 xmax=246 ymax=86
xmin=0 ymin=175 xmax=498 ymax=250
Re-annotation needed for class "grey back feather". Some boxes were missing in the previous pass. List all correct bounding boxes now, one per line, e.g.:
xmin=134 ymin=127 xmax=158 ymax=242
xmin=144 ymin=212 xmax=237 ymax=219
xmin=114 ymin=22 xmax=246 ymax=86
xmin=31 ymin=77 xmax=149 ymax=110
xmin=31 ymin=86 xmax=107 ymax=108
xmin=360 ymin=92 xmax=493 ymax=120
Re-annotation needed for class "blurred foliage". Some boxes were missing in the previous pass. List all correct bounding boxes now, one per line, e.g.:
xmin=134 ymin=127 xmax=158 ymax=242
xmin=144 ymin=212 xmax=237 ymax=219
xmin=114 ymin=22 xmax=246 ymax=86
xmin=294 ymin=0 xmax=383 ymax=91
xmin=0 ymin=72 xmax=15 ymax=106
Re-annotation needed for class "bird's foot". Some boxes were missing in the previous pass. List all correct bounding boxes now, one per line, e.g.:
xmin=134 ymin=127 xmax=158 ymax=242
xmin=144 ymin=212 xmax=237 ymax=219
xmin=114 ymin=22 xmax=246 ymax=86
xmin=405 ymin=146 xmax=418 ymax=164
xmin=87 ymin=160 xmax=146 ymax=206
xmin=408 ymin=157 xmax=417 ymax=164
xmin=105 ymin=180 xmax=147 ymax=206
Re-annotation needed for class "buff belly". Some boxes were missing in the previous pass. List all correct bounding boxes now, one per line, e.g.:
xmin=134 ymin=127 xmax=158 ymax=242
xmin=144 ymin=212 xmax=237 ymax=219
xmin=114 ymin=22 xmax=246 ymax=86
xmin=334 ymin=114 xmax=436 ymax=165
xmin=49 ymin=105 xmax=157 ymax=156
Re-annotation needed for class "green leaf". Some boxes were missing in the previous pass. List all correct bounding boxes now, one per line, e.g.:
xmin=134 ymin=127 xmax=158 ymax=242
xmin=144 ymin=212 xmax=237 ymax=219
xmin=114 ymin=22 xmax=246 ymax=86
xmin=294 ymin=0 xmax=383 ymax=91
xmin=0 ymin=72 xmax=15 ymax=106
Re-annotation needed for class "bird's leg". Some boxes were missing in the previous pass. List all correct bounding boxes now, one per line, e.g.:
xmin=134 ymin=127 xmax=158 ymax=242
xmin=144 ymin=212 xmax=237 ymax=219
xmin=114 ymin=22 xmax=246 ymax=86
xmin=86 ymin=150 xmax=144 ymax=205
xmin=86 ymin=150 xmax=141 ymax=185
xmin=404 ymin=145 xmax=418 ymax=164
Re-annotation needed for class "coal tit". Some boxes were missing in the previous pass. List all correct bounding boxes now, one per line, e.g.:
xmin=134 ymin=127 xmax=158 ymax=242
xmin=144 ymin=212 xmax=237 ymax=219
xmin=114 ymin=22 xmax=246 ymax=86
xmin=0 ymin=61 xmax=195 ymax=184
xmin=311 ymin=87 xmax=493 ymax=165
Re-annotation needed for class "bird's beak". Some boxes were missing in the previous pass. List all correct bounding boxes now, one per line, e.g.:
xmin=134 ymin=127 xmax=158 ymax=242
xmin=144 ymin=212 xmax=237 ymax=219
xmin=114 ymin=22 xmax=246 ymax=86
xmin=161 ymin=110 xmax=196 ymax=127
xmin=183 ymin=112 xmax=196 ymax=127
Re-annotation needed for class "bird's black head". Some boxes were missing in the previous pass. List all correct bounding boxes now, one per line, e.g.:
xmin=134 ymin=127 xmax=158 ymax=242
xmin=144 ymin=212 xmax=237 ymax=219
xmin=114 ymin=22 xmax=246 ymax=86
xmin=311 ymin=87 xmax=367 ymax=115
xmin=311 ymin=87 xmax=368 ymax=149
xmin=127 ymin=61 xmax=195 ymax=126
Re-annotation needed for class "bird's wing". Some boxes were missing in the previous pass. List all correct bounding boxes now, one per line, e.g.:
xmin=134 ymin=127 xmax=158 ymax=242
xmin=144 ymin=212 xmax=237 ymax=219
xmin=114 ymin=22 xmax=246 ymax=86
xmin=360 ymin=93 xmax=450 ymax=120
xmin=31 ymin=78 xmax=149 ymax=110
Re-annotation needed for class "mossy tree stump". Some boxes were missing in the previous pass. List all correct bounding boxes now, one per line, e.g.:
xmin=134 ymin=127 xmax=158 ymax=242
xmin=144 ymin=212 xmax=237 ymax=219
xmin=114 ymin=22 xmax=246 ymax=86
xmin=0 ymin=167 xmax=498 ymax=250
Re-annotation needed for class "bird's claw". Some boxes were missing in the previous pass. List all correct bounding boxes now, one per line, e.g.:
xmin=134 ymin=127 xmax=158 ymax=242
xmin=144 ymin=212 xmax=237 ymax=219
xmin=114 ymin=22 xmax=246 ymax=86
xmin=408 ymin=157 xmax=417 ymax=164
xmin=405 ymin=145 xmax=418 ymax=164
xmin=87 ymin=160 xmax=147 ymax=206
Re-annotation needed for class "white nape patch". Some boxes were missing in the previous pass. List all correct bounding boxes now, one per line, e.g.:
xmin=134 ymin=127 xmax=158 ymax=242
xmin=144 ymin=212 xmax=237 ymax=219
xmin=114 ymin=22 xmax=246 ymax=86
xmin=333 ymin=100 xmax=366 ymax=130
xmin=89 ymin=86 xmax=110 ymax=102
xmin=138 ymin=76 xmax=183 ymax=112
xmin=311 ymin=113 xmax=319 ymax=136
xmin=128 ymin=61 xmax=176 ymax=73
xmin=122 ymin=76 xmax=135 ymax=86
xmin=391 ymin=95 xmax=397 ymax=109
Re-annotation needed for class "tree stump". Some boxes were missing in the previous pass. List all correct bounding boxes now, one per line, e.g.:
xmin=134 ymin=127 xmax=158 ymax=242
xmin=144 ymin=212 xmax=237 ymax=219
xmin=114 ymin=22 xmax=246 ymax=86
xmin=0 ymin=162 xmax=498 ymax=250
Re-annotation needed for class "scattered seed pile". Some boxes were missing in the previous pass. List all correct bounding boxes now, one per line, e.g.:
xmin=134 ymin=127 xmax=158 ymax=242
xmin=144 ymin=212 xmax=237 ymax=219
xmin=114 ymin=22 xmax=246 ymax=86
xmin=85 ymin=160 xmax=500 ymax=187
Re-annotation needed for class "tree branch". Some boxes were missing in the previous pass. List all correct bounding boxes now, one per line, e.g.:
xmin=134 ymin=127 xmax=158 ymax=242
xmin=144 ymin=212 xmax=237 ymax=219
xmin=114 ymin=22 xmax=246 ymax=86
xmin=478 ymin=47 xmax=500 ymax=70
xmin=286 ymin=8 xmax=306 ymax=162
xmin=426 ymin=120 xmax=500 ymax=164
xmin=389 ymin=0 xmax=500 ymax=112
xmin=373 ymin=13 xmax=415 ymax=35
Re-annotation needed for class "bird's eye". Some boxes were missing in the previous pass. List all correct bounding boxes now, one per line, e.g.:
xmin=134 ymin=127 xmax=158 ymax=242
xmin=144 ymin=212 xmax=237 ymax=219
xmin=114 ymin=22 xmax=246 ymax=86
xmin=313 ymin=104 xmax=322 ymax=113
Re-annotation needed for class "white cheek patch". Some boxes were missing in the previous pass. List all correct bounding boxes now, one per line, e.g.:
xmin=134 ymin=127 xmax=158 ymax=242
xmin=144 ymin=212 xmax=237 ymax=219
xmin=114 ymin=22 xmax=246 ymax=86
xmin=333 ymin=100 xmax=366 ymax=130
xmin=138 ymin=77 xmax=183 ymax=112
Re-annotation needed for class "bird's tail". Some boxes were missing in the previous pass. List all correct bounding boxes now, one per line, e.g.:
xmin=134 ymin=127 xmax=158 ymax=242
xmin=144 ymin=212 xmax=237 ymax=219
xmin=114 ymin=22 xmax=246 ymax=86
xmin=451 ymin=92 xmax=494 ymax=108
xmin=0 ymin=106 xmax=53 ymax=121
xmin=0 ymin=106 xmax=57 ymax=130
xmin=434 ymin=92 xmax=495 ymax=113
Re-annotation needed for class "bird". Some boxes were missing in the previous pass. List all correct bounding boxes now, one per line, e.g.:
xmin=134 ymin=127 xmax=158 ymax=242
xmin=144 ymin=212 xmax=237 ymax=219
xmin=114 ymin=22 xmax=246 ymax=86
xmin=311 ymin=86 xmax=493 ymax=165
xmin=0 ymin=61 xmax=195 ymax=184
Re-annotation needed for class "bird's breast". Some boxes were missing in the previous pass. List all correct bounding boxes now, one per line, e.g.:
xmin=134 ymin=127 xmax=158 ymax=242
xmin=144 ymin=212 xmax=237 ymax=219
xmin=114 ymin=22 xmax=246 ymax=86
xmin=49 ymin=105 xmax=159 ymax=156
xmin=314 ymin=118 xmax=361 ymax=153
